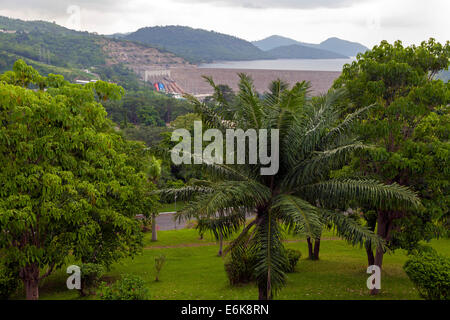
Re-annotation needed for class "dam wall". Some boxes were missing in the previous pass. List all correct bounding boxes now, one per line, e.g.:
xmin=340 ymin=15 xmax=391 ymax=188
xmin=170 ymin=68 xmax=342 ymax=96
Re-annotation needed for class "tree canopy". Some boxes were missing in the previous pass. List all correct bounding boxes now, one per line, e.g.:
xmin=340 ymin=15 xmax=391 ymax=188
xmin=0 ymin=60 xmax=158 ymax=299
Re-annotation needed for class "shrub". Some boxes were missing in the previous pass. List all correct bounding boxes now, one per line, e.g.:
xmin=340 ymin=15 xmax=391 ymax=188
xmin=79 ymin=263 xmax=105 ymax=296
xmin=140 ymin=217 xmax=152 ymax=232
xmin=284 ymin=249 xmax=302 ymax=273
xmin=99 ymin=274 xmax=150 ymax=300
xmin=0 ymin=262 xmax=20 ymax=300
xmin=224 ymin=249 xmax=257 ymax=285
xmin=403 ymin=250 xmax=450 ymax=300
xmin=225 ymin=247 xmax=301 ymax=285
xmin=154 ymin=255 xmax=166 ymax=282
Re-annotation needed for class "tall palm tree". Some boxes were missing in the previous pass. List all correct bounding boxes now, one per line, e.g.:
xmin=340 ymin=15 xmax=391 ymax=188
xmin=160 ymin=75 xmax=420 ymax=300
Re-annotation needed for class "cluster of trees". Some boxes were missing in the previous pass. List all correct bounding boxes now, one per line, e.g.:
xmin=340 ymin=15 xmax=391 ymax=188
xmin=0 ymin=37 xmax=448 ymax=301
xmin=104 ymin=88 xmax=193 ymax=130
xmin=333 ymin=39 xmax=450 ymax=277
xmin=159 ymin=39 xmax=449 ymax=299
xmin=0 ymin=60 xmax=159 ymax=299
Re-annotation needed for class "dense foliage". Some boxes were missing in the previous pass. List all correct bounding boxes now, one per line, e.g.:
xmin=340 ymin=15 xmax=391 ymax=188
xmin=79 ymin=263 xmax=105 ymax=296
xmin=404 ymin=249 xmax=450 ymax=300
xmin=99 ymin=274 xmax=150 ymax=300
xmin=333 ymin=39 xmax=450 ymax=273
xmin=0 ymin=60 xmax=158 ymax=299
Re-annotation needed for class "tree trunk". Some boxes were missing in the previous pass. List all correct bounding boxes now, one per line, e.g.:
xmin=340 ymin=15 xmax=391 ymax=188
xmin=307 ymin=237 xmax=314 ymax=260
xmin=21 ymin=264 xmax=40 ymax=300
xmin=258 ymin=284 xmax=269 ymax=300
xmin=218 ymin=231 xmax=223 ymax=256
xmin=365 ymin=244 xmax=375 ymax=266
xmin=313 ymin=238 xmax=321 ymax=260
xmin=151 ymin=213 xmax=157 ymax=242
xmin=365 ymin=215 xmax=377 ymax=267
xmin=370 ymin=212 xmax=390 ymax=295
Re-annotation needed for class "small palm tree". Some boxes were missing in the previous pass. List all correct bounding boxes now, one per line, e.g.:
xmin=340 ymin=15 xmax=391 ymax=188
xmin=160 ymin=75 xmax=420 ymax=300
xmin=148 ymin=156 xmax=162 ymax=241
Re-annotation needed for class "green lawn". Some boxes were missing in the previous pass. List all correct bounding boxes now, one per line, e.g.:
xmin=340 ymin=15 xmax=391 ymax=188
xmin=158 ymin=201 xmax=186 ymax=213
xmin=29 ymin=228 xmax=449 ymax=300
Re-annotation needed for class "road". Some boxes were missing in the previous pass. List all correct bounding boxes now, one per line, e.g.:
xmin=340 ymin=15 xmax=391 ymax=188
xmin=155 ymin=212 xmax=187 ymax=231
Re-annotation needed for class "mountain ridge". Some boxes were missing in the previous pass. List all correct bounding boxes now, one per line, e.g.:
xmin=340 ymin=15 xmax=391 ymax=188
xmin=253 ymin=35 xmax=368 ymax=57
xmin=267 ymin=44 xmax=348 ymax=59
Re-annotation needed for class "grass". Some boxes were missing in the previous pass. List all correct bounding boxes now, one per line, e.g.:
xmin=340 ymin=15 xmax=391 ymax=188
xmin=159 ymin=201 xmax=186 ymax=213
xmin=30 ymin=228 xmax=450 ymax=300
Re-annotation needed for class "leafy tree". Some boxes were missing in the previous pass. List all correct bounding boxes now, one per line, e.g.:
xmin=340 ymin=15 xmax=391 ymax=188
xmin=0 ymin=60 xmax=157 ymax=299
xmin=160 ymin=75 xmax=420 ymax=300
xmin=333 ymin=39 xmax=450 ymax=294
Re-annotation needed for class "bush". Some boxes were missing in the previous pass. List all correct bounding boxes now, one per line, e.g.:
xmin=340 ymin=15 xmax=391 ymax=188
xmin=224 ymin=250 xmax=257 ymax=285
xmin=79 ymin=263 xmax=105 ymax=296
xmin=99 ymin=274 xmax=150 ymax=300
xmin=154 ymin=255 xmax=166 ymax=282
xmin=0 ymin=263 xmax=20 ymax=300
xmin=284 ymin=249 xmax=302 ymax=273
xmin=225 ymin=247 xmax=301 ymax=285
xmin=403 ymin=250 xmax=450 ymax=300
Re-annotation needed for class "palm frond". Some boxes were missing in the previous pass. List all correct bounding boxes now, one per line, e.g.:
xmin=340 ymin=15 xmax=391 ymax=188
xmin=253 ymin=212 xmax=287 ymax=299
xmin=299 ymin=179 xmax=421 ymax=211
xmin=272 ymin=194 xmax=322 ymax=238
xmin=175 ymin=180 xmax=270 ymax=221
xmin=318 ymin=209 xmax=385 ymax=249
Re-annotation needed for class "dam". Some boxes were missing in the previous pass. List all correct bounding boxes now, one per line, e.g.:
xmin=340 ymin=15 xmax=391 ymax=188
xmin=136 ymin=67 xmax=341 ymax=97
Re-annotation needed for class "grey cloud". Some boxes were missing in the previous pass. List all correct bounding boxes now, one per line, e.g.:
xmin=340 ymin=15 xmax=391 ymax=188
xmin=0 ymin=0 xmax=123 ymax=17
xmin=172 ymin=0 xmax=373 ymax=9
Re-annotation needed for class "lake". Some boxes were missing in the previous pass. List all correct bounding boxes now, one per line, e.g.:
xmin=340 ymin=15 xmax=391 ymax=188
xmin=199 ymin=58 xmax=356 ymax=72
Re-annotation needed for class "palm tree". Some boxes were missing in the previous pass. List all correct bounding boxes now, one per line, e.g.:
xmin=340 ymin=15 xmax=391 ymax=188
xmin=160 ymin=75 xmax=420 ymax=300
xmin=148 ymin=155 xmax=162 ymax=241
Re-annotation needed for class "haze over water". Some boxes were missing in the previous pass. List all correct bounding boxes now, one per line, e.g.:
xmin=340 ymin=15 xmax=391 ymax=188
xmin=199 ymin=58 xmax=356 ymax=72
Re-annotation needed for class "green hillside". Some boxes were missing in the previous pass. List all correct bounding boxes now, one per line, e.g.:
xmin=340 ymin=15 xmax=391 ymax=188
xmin=125 ymin=25 xmax=269 ymax=63
xmin=267 ymin=44 xmax=348 ymax=59
xmin=0 ymin=16 xmax=78 ymax=35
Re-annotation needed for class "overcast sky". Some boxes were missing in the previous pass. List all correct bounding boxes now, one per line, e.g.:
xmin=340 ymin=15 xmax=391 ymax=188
xmin=0 ymin=0 xmax=448 ymax=47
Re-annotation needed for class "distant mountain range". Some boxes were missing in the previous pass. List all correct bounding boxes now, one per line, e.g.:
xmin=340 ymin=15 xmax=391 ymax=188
xmin=123 ymin=27 xmax=368 ymax=63
xmin=266 ymin=44 xmax=348 ymax=59
xmin=253 ymin=35 xmax=369 ymax=58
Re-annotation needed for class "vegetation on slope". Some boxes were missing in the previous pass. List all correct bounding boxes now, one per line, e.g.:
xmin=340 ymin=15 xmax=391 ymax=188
xmin=125 ymin=25 xmax=270 ymax=63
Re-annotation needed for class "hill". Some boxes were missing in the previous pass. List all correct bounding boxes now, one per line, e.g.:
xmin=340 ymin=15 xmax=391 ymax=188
xmin=0 ymin=16 xmax=190 ymax=85
xmin=254 ymin=35 xmax=368 ymax=57
xmin=252 ymin=35 xmax=302 ymax=51
xmin=0 ymin=16 xmax=78 ymax=35
xmin=317 ymin=37 xmax=368 ymax=57
xmin=124 ymin=26 xmax=269 ymax=63
xmin=267 ymin=44 xmax=348 ymax=59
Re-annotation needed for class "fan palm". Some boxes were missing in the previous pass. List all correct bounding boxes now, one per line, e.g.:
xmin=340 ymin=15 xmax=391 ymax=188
xmin=159 ymin=74 xmax=420 ymax=300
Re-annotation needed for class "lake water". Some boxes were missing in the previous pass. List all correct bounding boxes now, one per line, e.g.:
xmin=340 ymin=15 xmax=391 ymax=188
xmin=199 ymin=58 xmax=356 ymax=72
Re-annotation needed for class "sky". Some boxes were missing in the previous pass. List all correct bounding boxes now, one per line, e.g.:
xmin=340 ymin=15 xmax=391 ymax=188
xmin=0 ymin=0 xmax=448 ymax=48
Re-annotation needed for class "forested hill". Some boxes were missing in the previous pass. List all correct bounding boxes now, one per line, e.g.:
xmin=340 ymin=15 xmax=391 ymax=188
xmin=124 ymin=26 xmax=270 ymax=63
xmin=0 ymin=16 xmax=78 ymax=35
xmin=0 ymin=16 xmax=190 ymax=86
